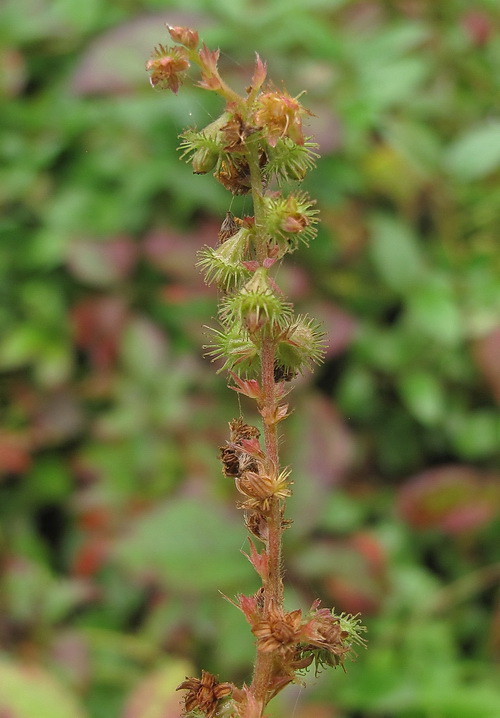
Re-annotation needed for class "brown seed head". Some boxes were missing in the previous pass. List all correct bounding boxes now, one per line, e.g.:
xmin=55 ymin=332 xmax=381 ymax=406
xmin=230 ymin=417 xmax=260 ymax=443
xmin=253 ymin=89 xmax=311 ymax=147
xmin=252 ymin=608 xmax=303 ymax=655
xmin=220 ymin=112 xmax=255 ymax=152
xmin=214 ymin=157 xmax=252 ymax=194
xmin=177 ymin=670 xmax=232 ymax=718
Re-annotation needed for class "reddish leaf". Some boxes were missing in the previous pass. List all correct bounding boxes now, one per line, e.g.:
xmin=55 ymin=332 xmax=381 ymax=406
xmin=72 ymin=538 xmax=109 ymax=578
xmin=295 ymin=393 xmax=356 ymax=488
xmin=461 ymin=10 xmax=492 ymax=46
xmin=31 ymin=391 xmax=85 ymax=448
xmin=71 ymin=296 xmax=128 ymax=371
xmin=296 ymin=533 xmax=387 ymax=615
xmin=397 ymin=465 xmax=500 ymax=534
xmin=67 ymin=237 xmax=137 ymax=287
xmin=51 ymin=632 xmax=90 ymax=690
xmin=142 ymin=223 xmax=214 ymax=294
xmin=313 ymin=301 xmax=357 ymax=359
xmin=0 ymin=433 xmax=31 ymax=476
xmin=323 ymin=534 xmax=387 ymax=614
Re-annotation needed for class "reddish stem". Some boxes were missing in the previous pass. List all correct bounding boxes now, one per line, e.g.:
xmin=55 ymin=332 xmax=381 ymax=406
xmin=246 ymin=132 xmax=284 ymax=712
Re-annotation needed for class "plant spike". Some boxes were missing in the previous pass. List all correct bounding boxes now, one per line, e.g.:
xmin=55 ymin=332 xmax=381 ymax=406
xmin=147 ymin=26 xmax=366 ymax=718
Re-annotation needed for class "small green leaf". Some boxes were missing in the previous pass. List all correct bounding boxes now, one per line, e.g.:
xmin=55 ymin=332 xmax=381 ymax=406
xmin=406 ymin=276 xmax=462 ymax=345
xmin=445 ymin=122 xmax=500 ymax=180
xmin=398 ymin=371 xmax=445 ymax=425
xmin=369 ymin=215 xmax=425 ymax=292
xmin=450 ymin=410 xmax=500 ymax=459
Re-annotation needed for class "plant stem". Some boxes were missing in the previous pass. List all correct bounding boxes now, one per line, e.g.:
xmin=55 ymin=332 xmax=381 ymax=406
xmin=246 ymin=134 xmax=284 ymax=711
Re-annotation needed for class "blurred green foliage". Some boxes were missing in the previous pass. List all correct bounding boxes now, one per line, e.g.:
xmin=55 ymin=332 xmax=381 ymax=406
xmin=0 ymin=1 xmax=499 ymax=717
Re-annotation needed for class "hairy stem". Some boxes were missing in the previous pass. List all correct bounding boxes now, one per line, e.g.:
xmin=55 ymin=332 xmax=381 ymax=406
xmin=246 ymin=135 xmax=283 ymax=710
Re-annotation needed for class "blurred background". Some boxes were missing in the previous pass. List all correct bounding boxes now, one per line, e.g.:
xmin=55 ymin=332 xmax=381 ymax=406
xmin=1 ymin=0 xmax=499 ymax=716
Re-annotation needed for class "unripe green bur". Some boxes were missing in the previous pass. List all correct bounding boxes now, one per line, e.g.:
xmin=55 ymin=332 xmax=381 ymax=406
xmin=197 ymin=228 xmax=251 ymax=290
xmin=276 ymin=316 xmax=326 ymax=373
xmin=222 ymin=268 xmax=293 ymax=334
xmin=205 ymin=323 xmax=260 ymax=375
xmin=179 ymin=113 xmax=233 ymax=173
xmin=263 ymin=191 xmax=319 ymax=254
xmin=264 ymin=138 xmax=319 ymax=184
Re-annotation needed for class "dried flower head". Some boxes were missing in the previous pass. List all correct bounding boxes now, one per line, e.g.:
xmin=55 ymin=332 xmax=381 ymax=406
xmin=146 ymin=44 xmax=190 ymax=93
xmin=177 ymin=670 xmax=232 ymax=718
xmin=219 ymin=418 xmax=261 ymax=478
xmin=253 ymin=89 xmax=312 ymax=147
xmin=230 ymin=417 xmax=261 ymax=443
xmin=252 ymin=608 xmax=303 ymax=655
xmin=214 ymin=155 xmax=252 ymax=194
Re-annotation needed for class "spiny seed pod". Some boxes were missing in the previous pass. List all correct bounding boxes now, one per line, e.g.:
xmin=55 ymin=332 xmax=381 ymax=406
xmin=197 ymin=227 xmax=251 ymax=291
xmin=179 ymin=113 xmax=233 ymax=174
xmin=204 ymin=323 xmax=260 ymax=375
xmin=276 ymin=315 xmax=326 ymax=375
xmin=221 ymin=268 xmax=293 ymax=334
xmin=263 ymin=191 xmax=319 ymax=254
xmin=264 ymin=138 xmax=319 ymax=184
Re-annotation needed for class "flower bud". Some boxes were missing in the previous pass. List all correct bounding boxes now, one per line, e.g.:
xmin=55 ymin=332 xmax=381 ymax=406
xmin=167 ymin=25 xmax=199 ymax=50
xmin=264 ymin=138 xmax=319 ymax=185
